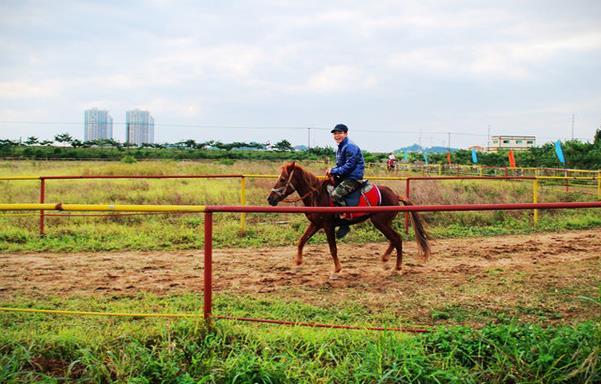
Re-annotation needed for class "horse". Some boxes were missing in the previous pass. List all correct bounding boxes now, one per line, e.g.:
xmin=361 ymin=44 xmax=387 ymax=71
xmin=267 ymin=162 xmax=430 ymax=274
xmin=386 ymin=158 xmax=396 ymax=171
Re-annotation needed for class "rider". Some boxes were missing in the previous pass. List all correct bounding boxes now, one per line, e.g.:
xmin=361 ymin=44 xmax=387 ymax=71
xmin=387 ymin=152 xmax=396 ymax=168
xmin=325 ymin=123 xmax=365 ymax=239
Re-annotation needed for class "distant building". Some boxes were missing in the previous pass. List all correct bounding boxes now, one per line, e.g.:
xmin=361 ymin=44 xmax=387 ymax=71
xmin=126 ymin=109 xmax=154 ymax=145
xmin=488 ymin=135 xmax=535 ymax=152
xmin=84 ymin=109 xmax=113 ymax=141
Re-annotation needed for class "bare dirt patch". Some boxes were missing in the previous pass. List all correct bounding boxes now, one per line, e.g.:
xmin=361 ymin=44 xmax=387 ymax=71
xmin=1 ymin=229 xmax=599 ymax=325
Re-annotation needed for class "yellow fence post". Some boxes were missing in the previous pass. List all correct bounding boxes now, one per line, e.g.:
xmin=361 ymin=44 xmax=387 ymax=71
xmin=598 ymin=171 xmax=601 ymax=200
xmin=240 ymin=176 xmax=246 ymax=233
xmin=533 ymin=179 xmax=539 ymax=224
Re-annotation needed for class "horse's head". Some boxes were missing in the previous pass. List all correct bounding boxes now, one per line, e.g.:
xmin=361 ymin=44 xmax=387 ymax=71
xmin=267 ymin=162 xmax=298 ymax=206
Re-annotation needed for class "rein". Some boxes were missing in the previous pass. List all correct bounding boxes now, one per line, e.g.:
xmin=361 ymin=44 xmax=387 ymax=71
xmin=271 ymin=167 xmax=320 ymax=204
xmin=282 ymin=187 xmax=319 ymax=203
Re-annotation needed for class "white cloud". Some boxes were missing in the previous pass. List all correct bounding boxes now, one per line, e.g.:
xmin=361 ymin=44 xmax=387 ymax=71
xmin=0 ymin=80 xmax=61 ymax=99
xmin=303 ymin=65 xmax=377 ymax=93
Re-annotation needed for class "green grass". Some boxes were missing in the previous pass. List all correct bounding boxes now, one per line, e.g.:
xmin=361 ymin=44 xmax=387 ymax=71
xmin=0 ymin=294 xmax=599 ymax=383
xmin=2 ymin=160 xmax=601 ymax=253
xmin=1 ymin=160 xmax=600 ymax=381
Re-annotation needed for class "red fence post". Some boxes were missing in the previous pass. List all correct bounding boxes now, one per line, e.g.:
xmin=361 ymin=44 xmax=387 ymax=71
xmin=39 ymin=178 xmax=45 ymax=236
xmin=404 ymin=178 xmax=411 ymax=234
xmin=203 ymin=211 xmax=213 ymax=321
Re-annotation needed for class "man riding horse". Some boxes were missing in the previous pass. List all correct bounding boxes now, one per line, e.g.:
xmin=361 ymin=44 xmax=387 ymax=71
xmin=325 ymin=123 xmax=364 ymax=239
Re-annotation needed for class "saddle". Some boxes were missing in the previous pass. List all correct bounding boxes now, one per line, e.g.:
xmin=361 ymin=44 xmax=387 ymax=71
xmin=327 ymin=181 xmax=382 ymax=220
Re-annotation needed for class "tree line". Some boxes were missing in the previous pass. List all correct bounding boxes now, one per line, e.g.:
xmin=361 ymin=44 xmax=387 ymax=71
xmin=1 ymin=130 xmax=600 ymax=169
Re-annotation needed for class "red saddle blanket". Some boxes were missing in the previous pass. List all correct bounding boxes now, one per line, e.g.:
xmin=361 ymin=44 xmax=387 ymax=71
xmin=331 ymin=184 xmax=383 ymax=220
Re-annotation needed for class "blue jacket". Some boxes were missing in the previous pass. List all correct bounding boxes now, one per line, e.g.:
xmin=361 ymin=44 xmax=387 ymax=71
xmin=331 ymin=137 xmax=365 ymax=180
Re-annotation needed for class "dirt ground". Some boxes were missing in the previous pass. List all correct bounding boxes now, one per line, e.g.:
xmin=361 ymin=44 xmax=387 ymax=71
xmin=1 ymin=229 xmax=599 ymax=325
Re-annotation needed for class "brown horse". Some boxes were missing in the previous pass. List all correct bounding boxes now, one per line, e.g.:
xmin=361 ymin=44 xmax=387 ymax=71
xmin=267 ymin=162 xmax=430 ymax=273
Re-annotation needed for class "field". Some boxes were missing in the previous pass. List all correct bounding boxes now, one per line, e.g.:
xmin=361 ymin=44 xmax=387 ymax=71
xmin=1 ymin=160 xmax=600 ymax=382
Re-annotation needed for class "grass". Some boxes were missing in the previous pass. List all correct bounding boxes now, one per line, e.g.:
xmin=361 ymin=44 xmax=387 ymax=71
xmin=1 ymin=159 xmax=600 ymax=382
xmin=0 ymin=294 xmax=599 ymax=383
xmin=1 ymin=160 xmax=600 ymax=252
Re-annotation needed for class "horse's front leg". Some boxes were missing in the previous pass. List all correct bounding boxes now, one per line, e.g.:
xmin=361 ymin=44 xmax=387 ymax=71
xmin=296 ymin=222 xmax=321 ymax=266
xmin=323 ymin=223 xmax=341 ymax=273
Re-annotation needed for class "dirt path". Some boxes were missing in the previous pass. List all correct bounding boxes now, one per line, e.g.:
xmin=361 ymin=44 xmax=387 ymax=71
xmin=1 ymin=229 xmax=599 ymax=325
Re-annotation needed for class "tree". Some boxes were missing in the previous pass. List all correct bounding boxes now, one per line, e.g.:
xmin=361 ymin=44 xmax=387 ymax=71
xmin=25 ymin=136 xmax=39 ymax=146
xmin=54 ymin=133 xmax=73 ymax=144
xmin=274 ymin=140 xmax=293 ymax=151
xmin=594 ymin=128 xmax=601 ymax=147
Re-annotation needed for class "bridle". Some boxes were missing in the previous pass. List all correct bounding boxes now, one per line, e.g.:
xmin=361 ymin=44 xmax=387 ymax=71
xmin=271 ymin=167 xmax=320 ymax=204
xmin=270 ymin=168 xmax=296 ymax=199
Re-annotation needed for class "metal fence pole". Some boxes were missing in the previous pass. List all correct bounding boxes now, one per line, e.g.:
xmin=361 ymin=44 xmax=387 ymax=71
xmin=533 ymin=179 xmax=539 ymax=224
xmin=204 ymin=211 xmax=213 ymax=321
xmin=405 ymin=178 xmax=411 ymax=233
xmin=598 ymin=171 xmax=601 ymax=200
xmin=39 ymin=178 xmax=46 ymax=236
xmin=240 ymin=176 xmax=246 ymax=233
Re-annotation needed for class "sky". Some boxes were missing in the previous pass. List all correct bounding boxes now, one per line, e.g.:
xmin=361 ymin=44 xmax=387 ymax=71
xmin=1 ymin=0 xmax=600 ymax=152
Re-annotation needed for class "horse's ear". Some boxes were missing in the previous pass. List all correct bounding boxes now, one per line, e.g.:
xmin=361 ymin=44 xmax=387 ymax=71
xmin=290 ymin=161 xmax=296 ymax=168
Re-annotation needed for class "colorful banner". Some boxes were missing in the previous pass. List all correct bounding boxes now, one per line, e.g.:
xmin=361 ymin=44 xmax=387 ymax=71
xmin=446 ymin=152 xmax=452 ymax=165
xmin=471 ymin=148 xmax=478 ymax=163
xmin=554 ymin=140 xmax=566 ymax=164
xmin=508 ymin=150 xmax=516 ymax=168
xmin=423 ymin=151 xmax=429 ymax=165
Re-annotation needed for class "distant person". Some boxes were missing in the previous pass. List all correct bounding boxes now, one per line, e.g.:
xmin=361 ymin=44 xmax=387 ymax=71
xmin=325 ymin=123 xmax=365 ymax=238
xmin=387 ymin=152 xmax=396 ymax=171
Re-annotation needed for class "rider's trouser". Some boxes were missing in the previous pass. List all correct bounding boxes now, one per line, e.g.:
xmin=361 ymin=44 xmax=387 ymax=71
xmin=330 ymin=178 xmax=361 ymax=205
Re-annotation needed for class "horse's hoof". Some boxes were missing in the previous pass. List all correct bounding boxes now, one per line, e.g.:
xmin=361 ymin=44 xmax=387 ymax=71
xmin=329 ymin=272 xmax=341 ymax=281
xmin=382 ymin=262 xmax=391 ymax=270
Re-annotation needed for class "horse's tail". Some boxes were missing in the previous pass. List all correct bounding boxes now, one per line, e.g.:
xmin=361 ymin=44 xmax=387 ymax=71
xmin=399 ymin=197 xmax=431 ymax=261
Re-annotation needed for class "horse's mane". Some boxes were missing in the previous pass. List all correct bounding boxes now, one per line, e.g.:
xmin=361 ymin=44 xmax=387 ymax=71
xmin=282 ymin=162 xmax=323 ymax=189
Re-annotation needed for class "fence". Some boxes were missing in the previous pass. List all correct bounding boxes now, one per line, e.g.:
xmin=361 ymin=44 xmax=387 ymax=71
xmin=1 ymin=201 xmax=601 ymax=332
xmin=2 ymin=170 xmax=599 ymax=235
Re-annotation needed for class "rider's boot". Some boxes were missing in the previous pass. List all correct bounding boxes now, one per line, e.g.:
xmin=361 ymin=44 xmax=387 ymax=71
xmin=336 ymin=220 xmax=351 ymax=239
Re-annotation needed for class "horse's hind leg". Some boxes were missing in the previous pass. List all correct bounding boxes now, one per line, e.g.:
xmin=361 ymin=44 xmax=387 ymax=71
xmin=370 ymin=216 xmax=404 ymax=271
xmin=323 ymin=223 xmax=341 ymax=273
xmin=296 ymin=222 xmax=320 ymax=266
xmin=382 ymin=242 xmax=394 ymax=264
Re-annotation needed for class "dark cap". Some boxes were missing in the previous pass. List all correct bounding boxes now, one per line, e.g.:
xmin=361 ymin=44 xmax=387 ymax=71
xmin=330 ymin=124 xmax=348 ymax=133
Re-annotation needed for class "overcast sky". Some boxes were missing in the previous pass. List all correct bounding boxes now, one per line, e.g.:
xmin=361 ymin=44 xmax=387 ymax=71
xmin=1 ymin=0 xmax=600 ymax=151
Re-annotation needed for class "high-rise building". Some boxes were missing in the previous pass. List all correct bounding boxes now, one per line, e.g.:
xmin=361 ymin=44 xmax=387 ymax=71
xmin=84 ymin=109 xmax=113 ymax=141
xmin=126 ymin=109 xmax=154 ymax=145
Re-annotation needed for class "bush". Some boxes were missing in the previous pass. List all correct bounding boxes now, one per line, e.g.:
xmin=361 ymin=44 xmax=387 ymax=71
xmin=121 ymin=155 xmax=137 ymax=164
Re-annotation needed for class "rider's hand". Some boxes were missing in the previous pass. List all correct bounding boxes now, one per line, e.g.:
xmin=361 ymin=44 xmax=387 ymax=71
xmin=325 ymin=168 xmax=331 ymax=177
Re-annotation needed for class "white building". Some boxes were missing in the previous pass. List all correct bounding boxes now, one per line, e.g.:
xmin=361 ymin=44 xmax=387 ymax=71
xmin=84 ymin=109 xmax=113 ymax=141
xmin=126 ymin=109 xmax=154 ymax=145
xmin=488 ymin=135 xmax=536 ymax=152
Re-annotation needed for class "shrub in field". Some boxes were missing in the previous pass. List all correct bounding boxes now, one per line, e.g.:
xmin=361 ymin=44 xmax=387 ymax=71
xmin=120 ymin=155 xmax=137 ymax=164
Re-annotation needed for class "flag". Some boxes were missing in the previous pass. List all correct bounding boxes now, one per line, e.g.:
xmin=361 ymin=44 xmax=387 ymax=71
xmin=471 ymin=148 xmax=478 ymax=163
xmin=508 ymin=150 xmax=516 ymax=168
xmin=446 ymin=152 xmax=452 ymax=165
xmin=554 ymin=140 xmax=566 ymax=164
xmin=423 ymin=151 xmax=429 ymax=165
